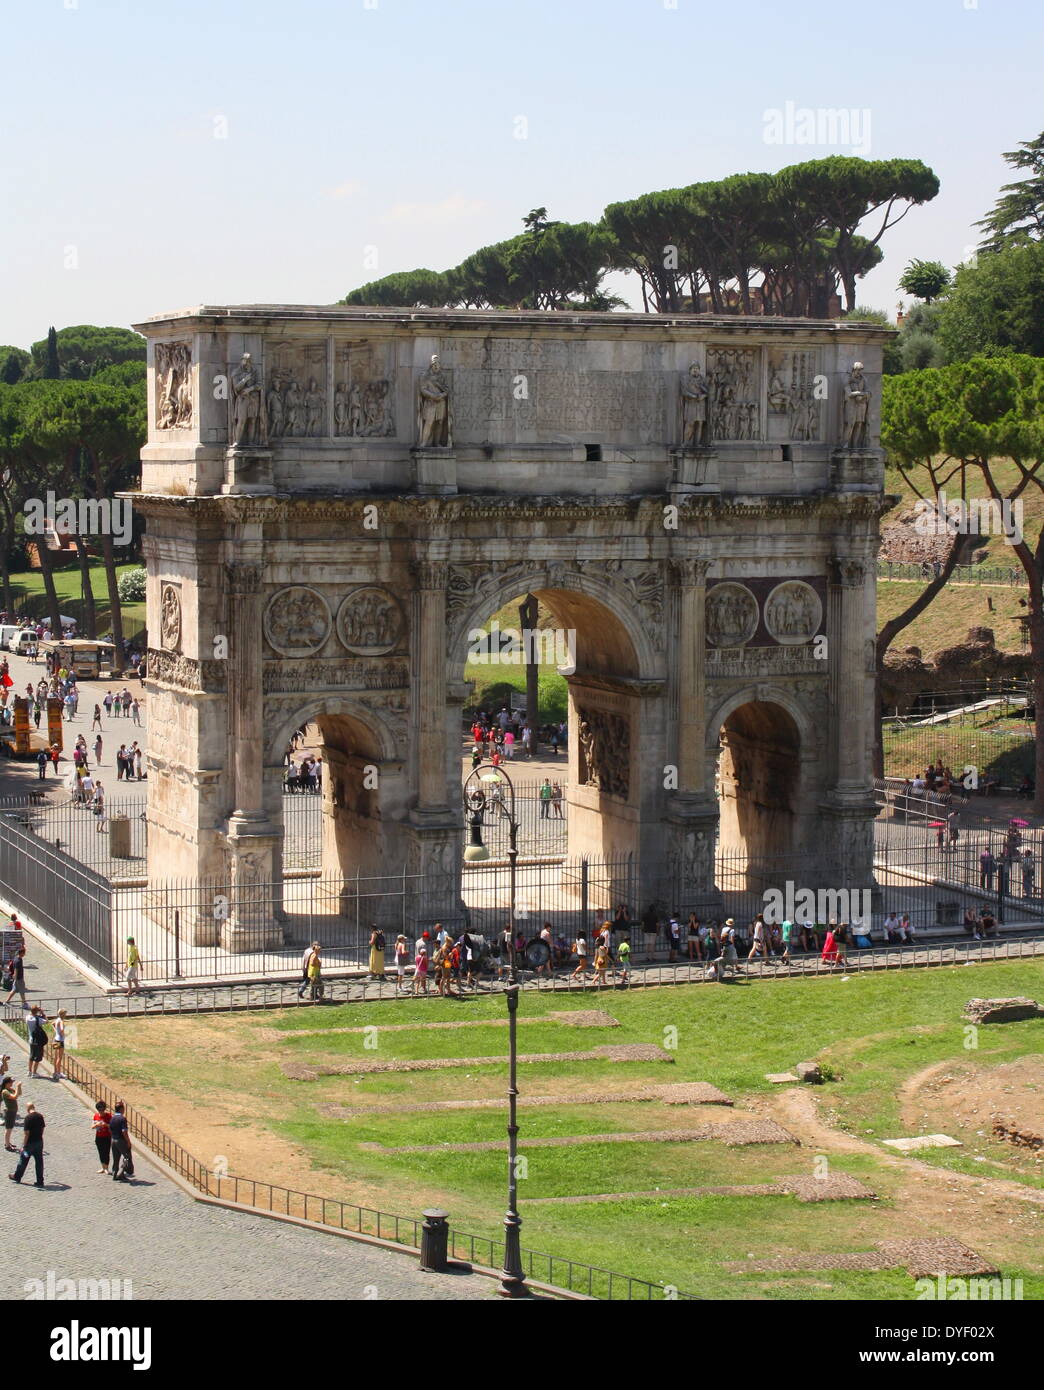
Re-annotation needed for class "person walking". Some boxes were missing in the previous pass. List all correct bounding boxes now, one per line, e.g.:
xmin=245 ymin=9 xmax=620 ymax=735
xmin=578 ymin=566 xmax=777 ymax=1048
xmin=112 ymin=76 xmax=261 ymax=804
xmin=298 ymin=941 xmax=319 ymax=999
xmin=93 ymin=733 xmax=103 ymax=764
xmin=3 ymin=947 xmax=27 ymax=1007
xmin=617 ymin=937 xmax=631 ymax=985
xmin=570 ymin=934 xmax=590 ymax=981
xmin=304 ymin=943 xmax=323 ymax=1000
xmin=9 ymin=1102 xmax=45 ymax=1187
xmin=2 ymin=1074 xmax=21 ymax=1152
xmin=109 ymin=1101 xmax=133 ymax=1181
xmin=667 ymin=914 xmax=682 ymax=962
xmin=49 ymin=743 xmax=60 ymax=776
xmin=91 ymin=704 xmax=103 ymax=732
xmin=979 ymin=848 xmax=996 ymax=891
xmin=124 ymin=937 xmax=143 ymax=996
xmin=26 ymin=1008 xmax=48 ymax=1079
xmin=35 ymin=748 xmax=48 ymax=780
xmin=550 ymin=781 xmax=563 ymax=818
xmin=131 ymin=699 xmax=141 ymax=727
xmin=368 ymin=925 xmax=386 ymax=980
xmin=92 ymin=1100 xmax=113 ymax=1173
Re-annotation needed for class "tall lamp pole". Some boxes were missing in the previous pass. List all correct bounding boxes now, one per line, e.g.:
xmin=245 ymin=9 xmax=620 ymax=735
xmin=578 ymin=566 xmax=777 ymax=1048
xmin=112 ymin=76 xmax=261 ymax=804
xmin=462 ymin=762 xmax=527 ymax=1298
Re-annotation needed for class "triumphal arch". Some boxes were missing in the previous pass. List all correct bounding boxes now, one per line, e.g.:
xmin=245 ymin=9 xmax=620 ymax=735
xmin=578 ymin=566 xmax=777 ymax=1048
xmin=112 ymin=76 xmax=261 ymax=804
xmin=135 ymin=305 xmax=889 ymax=946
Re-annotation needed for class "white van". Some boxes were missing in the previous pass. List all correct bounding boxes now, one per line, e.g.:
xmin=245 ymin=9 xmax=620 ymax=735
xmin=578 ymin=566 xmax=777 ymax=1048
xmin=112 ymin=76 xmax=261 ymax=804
xmin=0 ymin=625 xmax=23 ymax=650
xmin=10 ymin=630 xmax=38 ymax=655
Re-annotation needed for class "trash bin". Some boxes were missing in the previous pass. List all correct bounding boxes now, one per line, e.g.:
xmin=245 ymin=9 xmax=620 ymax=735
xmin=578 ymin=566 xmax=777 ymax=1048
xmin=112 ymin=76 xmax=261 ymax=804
xmin=419 ymin=1209 xmax=450 ymax=1272
xmin=109 ymin=815 xmax=132 ymax=858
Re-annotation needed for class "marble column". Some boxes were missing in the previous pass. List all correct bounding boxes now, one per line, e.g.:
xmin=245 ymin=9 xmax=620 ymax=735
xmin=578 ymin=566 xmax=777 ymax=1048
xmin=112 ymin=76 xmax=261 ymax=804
xmin=824 ymin=555 xmax=877 ymax=892
xmin=224 ymin=555 xmax=281 ymax=948
xmin=664 ymin=557 xmax=721 ymax=912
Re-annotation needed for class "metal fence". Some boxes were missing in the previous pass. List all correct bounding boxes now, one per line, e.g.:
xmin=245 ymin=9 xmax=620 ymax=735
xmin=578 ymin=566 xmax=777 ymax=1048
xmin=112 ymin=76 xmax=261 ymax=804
xmin=0 ymin=805 xmax=112 ymax=978
xmin=877 ymin=560 xmax=1023 ymax=587
xmin=0 ymin=1016 xmax=692 ymax=1301
xmin=0 ymin=795 xmax=147 ymax=881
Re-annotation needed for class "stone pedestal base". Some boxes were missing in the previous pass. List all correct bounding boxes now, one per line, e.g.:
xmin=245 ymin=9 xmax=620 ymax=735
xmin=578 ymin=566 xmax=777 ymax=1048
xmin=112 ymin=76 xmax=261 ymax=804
xmin=223 ymin=447 xmax=274 ymax=495
xmin=661 ymin=794 xmax=723 ymax=915
xmin=223 ymin=817 xmax=285 ymax=950
xmin=407 ymin=809 xmax=465 ymax=931
xmin=669 ymin=447 xmax=719 ymax=495
xmin=830 ymin=449 xmax=883 ymax=493
xmin=412 ymin=448 xmax=457 ymax=495
xmin=818 ymin=790 xmax=879 ymax=902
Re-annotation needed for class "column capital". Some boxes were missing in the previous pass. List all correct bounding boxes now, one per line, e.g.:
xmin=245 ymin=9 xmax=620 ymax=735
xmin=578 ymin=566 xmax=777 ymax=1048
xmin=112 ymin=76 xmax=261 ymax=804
xmin=828 ymin=556 xmax=868 ymax=589
xmin=669 ymin=557 xmax=712 ymax=588
xmin=413 ymin=559 xmax=448 ymax=592
xmin=224 ymin=560 xmax=264 ymax=595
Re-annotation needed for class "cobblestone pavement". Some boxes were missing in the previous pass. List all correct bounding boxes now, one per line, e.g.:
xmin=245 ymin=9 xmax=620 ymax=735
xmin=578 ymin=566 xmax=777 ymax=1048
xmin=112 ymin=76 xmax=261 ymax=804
xmin=0 ymin=940 xmax=498 ymax=1301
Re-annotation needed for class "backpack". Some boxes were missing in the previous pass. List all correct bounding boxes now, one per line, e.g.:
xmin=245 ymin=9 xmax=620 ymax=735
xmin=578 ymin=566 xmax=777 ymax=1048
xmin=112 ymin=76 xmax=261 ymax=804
xmin=373 ymin=931 xmax=385 ymax=951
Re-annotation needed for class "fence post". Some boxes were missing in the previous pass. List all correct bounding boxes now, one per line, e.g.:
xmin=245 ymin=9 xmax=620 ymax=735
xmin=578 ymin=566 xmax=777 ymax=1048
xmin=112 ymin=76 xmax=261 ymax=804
xmin=174 ymin=908 xmax=182 ymax=979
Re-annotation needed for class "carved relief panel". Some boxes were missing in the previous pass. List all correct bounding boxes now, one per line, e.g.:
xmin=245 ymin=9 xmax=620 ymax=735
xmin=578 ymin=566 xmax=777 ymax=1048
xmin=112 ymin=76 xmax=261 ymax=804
xmin=155 ymin=342 xmax=193 ymax=430
xmin=266 ymin=340 xmax=328 ymax=439
xmin=766 ymin=348 xmax=821 ymax=442
xmin=576 ymin=707 xmax=631 ymax=799
xmin=334 ymin=341 xmax=396 ymax=438
xmin=263 ymin=586 xmax=332 ymax=657
xmin=706 ymin=347 xmax=761 ymax=441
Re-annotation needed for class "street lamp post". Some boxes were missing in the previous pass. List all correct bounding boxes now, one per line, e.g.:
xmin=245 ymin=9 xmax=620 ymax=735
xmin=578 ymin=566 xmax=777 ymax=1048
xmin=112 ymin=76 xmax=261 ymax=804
xmin=462 ymin=762 xmax=528 ymax=1298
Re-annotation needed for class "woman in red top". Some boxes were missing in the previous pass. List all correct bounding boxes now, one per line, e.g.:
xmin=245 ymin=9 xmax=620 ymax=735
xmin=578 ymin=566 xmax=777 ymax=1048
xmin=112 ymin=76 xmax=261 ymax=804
xmin=92 ymin=1101 xmax=113 ymax=1173
xmin=821 ymin=926 xmax=840 ymax=964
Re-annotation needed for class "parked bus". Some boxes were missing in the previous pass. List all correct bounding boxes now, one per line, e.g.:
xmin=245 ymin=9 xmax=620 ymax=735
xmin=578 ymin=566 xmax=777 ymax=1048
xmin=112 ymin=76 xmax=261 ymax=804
xmin=39 ymin=638 xmax=118 ymax=679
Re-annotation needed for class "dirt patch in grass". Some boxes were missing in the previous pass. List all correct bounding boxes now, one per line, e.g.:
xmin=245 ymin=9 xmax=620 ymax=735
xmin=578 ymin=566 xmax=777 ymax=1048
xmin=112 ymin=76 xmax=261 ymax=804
xmin=361 ymin=1117 xmax=798 ymax=1153
xmin=728 ymin=1237 xmax=997 ymax=1277
xmin=282 ymin=1042 xmax=673 ymax=1079
xmin=318 ymin=1080 xmax=731 ymax=1117
xmin=547 ymin=1011 xmax=620 ymax=1028
xmin=528 ymin=1173 xmax=874 ymax=1205
xmin=902 ymin=1056 xmax=1044 ymax=1141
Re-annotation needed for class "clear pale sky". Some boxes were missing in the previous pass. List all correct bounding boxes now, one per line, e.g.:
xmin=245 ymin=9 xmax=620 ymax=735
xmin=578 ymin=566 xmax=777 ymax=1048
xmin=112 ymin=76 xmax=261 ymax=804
xmin=1 ymin=0 xmax=1040 ymax=347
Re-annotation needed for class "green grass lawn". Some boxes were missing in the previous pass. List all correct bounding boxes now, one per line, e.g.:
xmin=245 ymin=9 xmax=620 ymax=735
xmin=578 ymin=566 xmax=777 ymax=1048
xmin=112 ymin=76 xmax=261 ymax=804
xmin=882 ymin=715 xmax=1035 ymax=783
xmin=75 ymin=960 xmax=1044 ymax=1299
xmin=6 ymin=561 xmax=145 ymax=639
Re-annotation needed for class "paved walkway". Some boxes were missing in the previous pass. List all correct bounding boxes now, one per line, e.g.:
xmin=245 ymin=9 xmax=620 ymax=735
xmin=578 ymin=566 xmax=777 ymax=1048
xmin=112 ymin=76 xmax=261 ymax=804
xmin=0 ymin=939 xmax=496 ymax=1301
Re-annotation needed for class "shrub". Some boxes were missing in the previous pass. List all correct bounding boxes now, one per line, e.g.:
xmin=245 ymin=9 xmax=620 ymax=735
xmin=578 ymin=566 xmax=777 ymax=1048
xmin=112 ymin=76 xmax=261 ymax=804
xmin=117 ymin=567 xmax=146 ymax=603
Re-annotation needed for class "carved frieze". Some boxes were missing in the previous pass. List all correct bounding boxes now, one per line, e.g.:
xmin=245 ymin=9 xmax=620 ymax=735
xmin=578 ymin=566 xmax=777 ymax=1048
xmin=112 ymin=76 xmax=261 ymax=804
xmin=705 ymin=646 xmax=824 ymax=679
xmin=336 ymin=587 xmax=405 ymax=655
xmin=705 ymin=583 xmax=759 ymax=648
xmin=159 ymin=583 xmax=182 ymax=652
xmin=763 ymin=581 xmax=822 ymax=646
xmin=262 ymin=657 xmax=409 ymax=695
xmin=155 ymin=342 xmax=192 ymax=430
xmin=577 ymin=706 xmax=631 ymax=800
xmin=263 ymin=586 xmax=331 ymax=657
xmin=145 ymin=649 xmax=228 ymax=693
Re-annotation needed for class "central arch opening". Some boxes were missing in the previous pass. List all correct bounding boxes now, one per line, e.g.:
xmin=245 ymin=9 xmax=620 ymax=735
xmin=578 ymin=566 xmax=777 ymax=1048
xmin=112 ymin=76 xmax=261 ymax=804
xmin=459 ymin=584 xmax=642 ymax=864
xmin=717 ymin=700 xmax=801 ymax=882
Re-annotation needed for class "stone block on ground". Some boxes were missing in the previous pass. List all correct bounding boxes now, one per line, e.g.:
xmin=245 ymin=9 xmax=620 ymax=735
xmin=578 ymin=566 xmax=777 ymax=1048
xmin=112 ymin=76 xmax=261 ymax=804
xmin=795 ymin=1061 xmax=823 ymax=1084
xmin=963 ymin=997 xmax=1042 ymax=1025
xmin=766 ymin=1072 xmax=799 ymax=1084
xmin=881 ymin=1134 xmax=962 ymax=1152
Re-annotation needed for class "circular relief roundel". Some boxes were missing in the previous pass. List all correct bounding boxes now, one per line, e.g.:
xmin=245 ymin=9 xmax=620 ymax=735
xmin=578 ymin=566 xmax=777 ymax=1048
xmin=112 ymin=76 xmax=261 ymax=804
xmin=705 ymin=582 xmax=759 ymax=649
xmin=263 ymin=586 xmax=331 ymax=657
xmin=160 ymin=584 xmax=182 ymax=651
xmin=764 ymin=581 xmax=822 ymax=646
xmin=336 ymin=587 xmax=404 ymax=655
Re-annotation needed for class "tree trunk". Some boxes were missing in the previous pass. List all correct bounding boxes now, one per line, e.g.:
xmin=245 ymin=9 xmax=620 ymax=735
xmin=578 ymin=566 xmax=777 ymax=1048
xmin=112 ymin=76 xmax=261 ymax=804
xmin=872 ymin=532 xmax=971 ymax=777
xmin=519 ymin=593 xmax=540 ymax=756
xmin=88 ymin=452 xmax=126 ymax=661
xmin=35 ymin=533 xmax=63 ymax=637
xmin=74 ymin=527 xmax=97 ymax=637
xmin=0 ymin=517 xmax=13 ymax=616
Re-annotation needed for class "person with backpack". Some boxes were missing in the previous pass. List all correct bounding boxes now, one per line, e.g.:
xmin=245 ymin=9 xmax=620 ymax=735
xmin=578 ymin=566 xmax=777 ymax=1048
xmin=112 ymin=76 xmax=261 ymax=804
xmin=710 ymin=920 xmax=739 ymax=983
xmin=368 ymin=925 xmax=386 ymax=979
xmin=304 ymin=944 xmax=323 ymax=1000
xmin=26 ymin=1008 xmax=48 ymax=1079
